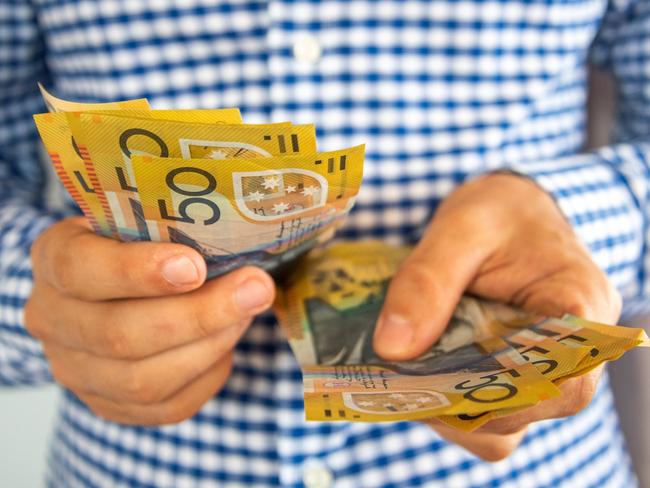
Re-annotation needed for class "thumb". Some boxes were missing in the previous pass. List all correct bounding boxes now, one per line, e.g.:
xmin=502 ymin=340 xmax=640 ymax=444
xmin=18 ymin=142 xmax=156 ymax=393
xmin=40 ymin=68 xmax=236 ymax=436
xmin=373 ymin=228 xmax=489 ymax=361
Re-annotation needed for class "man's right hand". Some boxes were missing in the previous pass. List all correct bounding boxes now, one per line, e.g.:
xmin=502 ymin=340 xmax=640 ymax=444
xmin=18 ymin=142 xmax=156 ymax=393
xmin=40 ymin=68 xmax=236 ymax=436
xmin=25 ymin=217 xmax=275 ymax=426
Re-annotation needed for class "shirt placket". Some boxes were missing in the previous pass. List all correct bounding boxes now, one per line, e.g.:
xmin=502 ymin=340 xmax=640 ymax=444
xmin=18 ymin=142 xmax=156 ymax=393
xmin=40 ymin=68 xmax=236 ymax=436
xmin=265 ymin=5 xmax=340 ymax=487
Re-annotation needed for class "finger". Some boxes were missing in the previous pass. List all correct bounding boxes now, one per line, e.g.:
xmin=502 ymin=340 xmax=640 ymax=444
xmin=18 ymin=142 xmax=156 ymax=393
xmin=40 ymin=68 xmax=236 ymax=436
xmin=512 ymin=258 xmax=622 ymax=324
xmin=45 ymin=321 xmax=247 ymax=404
xmin=474 ymin=366 xmax=603 ymax=436
xmin=373 ymin=212 xmax=495 ymax=360
xmin=76 ymin=354 xmax=233 ymax=426
xmin=424 ymin=419 xmax=527 ymax=462
xmin=31 ymin=217 xmax=207 ymax=300
xmin=27 ymin=266 xmax=275 ymax=358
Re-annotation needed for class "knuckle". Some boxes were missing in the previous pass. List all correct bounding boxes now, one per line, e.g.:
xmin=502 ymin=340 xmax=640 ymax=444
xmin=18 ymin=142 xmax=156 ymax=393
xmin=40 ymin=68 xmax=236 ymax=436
xmin=194 ymin=313 xmax=218 ymax=339
xmin=194 ymin=291 xmax=243 ymax=336
xmin=440 ymin=199 xmax=498 ymax=237
xmin=153 ymin=316 xmax=180 ymax=340
xmin=561 ymin=295 xmax=588 ymax=318
xmin=209 ymin=321 xmax=249 ymax=357
xmin=129 ymin=247 xmax=176 ymax=291
xmin=50 ymin=251 xmax=77 ymax=295
xmin=48 ymin=358 xmax=75 ymax=391
xmin=396 ymin=260 xmax=438 ymax=294
xmin=157 ymin=400 xmax=200 ymax=426
xmin=79 ymin=397 xmax=121 ymax=424
xmin=23 ymin=299 xmax=46 ymax=339
xmin=100 ymin=321 xmax=132 ymax=359
xmin=122 ymin=368 xmax=160 ymax=405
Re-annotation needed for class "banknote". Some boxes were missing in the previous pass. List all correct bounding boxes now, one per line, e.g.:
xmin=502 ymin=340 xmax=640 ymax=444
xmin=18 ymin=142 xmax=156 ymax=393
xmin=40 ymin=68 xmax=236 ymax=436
xmin=435 ymin=316 xmax=599 ymax=431
xmin=35 ymin=87 xmax=151 ymax=235
xmin=398 ymin=285 xmax=649 ymax=430
xmin=275 ymin=241 xmax=560 ymax=421
xmin=35 ymin=107 xmax=243 ymax=236
xmin=131 ymin=146 xmax=364 ymax=277
xmin=84 ymin=108 xmax=243 ymax=125
xmin=445 ymin=299 xmax=650 ymax=379
xmin=302 ymin=337 xmax=560 ymax=422
xmin=35 ymin=113 xmax=116 ymax=236
xmin=39 ymin=84 xmax=242 ymax=124
xmin=437 ymin=315 xmax=650 ymax=431
xmin=67 ymin=112 xmax=316 ymax=240
xmin=275 ymin=240 xmax=649 ymax=424
xmin=37 ymin=86 xmax=243 ymax=235
xmin=419 ymin=302 xmax=646 ymax=430
xmin=274 ymin=241 xmax=410 ymax=365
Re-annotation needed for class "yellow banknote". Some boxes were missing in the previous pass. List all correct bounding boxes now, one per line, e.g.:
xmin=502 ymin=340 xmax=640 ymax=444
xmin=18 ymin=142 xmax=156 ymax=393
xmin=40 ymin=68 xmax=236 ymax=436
xmin=534 ymin=316 xmax=647 ymax=379
xmin=436 ymin=328 xmax=593 ymax=431
xmin=131 ymin=146 xmax=364 ymax=277
xmin=35 ymin=113 xmax=116 ymax=236
xmin=566 ymin=315 xmax=650 ymax=347
xmin=275 ymin=241 xmax=410 ymax=365
xmin=86 ymin=108 xmax=243 ymax=125
xmin=436 ymin=307 xmax=649 ymax=431
xmin=67 ymin=113 xmax=317 ymax=240
xmin=36 ymin=87 xmax=151 ymax=236
xmin=302 ymin=338 xmax=559 ymax=422
xmin=274 ymin=241 xmax=559 ymax=422
xmin=34 ymin=108 xmax=242 ymax=236
xmin=275 ymin=241 xmax=648 ymax=424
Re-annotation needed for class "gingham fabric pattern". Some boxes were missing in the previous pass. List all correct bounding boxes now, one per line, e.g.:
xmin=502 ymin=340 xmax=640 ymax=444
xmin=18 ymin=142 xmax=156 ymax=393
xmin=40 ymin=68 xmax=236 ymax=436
xmin=1 ymin=0 xmax=648 ymax=486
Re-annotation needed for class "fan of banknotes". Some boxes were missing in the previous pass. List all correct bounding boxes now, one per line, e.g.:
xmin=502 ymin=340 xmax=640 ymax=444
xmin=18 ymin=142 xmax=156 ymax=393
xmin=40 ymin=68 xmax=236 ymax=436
xmin=274 ymin=241 xmax=650 ymax=430
xmin=35 ymin=87 xmax=649 ymax=430
xmin=34 ymin=86 xmax=364 ymax=278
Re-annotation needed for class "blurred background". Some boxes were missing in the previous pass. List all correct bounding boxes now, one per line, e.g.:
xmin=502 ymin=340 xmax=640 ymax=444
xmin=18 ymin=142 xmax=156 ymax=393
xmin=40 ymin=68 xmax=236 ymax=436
xmin=0 ymin=387 xmax=58 ymax=487
xmin=1 ymin=67 xmax=648 ymax=488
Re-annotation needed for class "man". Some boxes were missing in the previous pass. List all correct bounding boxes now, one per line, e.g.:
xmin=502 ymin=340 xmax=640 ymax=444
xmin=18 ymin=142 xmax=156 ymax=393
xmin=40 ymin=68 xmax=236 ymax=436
xmin=0 ymin=0 xmax=644 ymax=486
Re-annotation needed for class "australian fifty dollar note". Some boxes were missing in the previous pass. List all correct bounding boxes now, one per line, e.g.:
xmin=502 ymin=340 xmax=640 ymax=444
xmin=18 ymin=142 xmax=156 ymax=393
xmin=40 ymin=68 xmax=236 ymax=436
xmin=35 ymin=85 xmax=150 ymax=235
xmin=274 ymin=241 xmax=562 ymax=422
xmin=130 ymin=145 xmax=365 ymax=278
xmin=437 ymin=307 xmax=650 ymax=431
xmin=65 ymin=112 xmax=304 ymax=241
xmin=274 ymin=241 xmax=649 ymax=423
xmin=35 ymin=85 xmax=245 ymax=236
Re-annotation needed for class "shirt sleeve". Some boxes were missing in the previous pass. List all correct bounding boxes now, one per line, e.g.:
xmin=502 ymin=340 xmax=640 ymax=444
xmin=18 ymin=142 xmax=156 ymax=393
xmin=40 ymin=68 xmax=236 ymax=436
xmin=0 ymin=1 xmax=59 ymax=385
xmin=510 ymin=0 xmax=650 ymax=312
xmin=509 ymin=147 xmax=648 ymax=300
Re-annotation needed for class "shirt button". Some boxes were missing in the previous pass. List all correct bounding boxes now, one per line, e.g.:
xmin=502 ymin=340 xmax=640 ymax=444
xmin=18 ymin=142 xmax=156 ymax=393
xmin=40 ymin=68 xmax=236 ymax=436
xmin=303 ymin=461 xmax=333 ymax=488
xmin=292 ymin=34 xmax=322 ymax=64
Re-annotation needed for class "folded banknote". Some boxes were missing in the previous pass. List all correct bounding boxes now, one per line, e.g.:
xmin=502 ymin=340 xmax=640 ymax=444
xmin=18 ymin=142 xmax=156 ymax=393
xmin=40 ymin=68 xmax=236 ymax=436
xmin=34 ymin=86 xmax=365 ymax=278
xmin=274 ymin=241 xmax=649 ymax=425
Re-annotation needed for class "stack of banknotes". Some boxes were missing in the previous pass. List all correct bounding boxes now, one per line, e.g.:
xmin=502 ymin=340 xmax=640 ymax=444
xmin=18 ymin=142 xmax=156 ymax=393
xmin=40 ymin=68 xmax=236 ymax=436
xmin=35 ymin=88 xmax=648 ymax=430
xmin=274 ymin=241 xmax=650 ymax=430
xmin=34 ymin=86 xmax=364 ymax=278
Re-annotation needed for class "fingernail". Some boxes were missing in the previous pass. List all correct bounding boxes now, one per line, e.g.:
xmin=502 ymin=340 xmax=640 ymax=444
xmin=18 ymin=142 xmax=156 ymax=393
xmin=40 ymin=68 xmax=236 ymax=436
xmin=162 ymin=255 xmax=200 ymax=286
xmin=234 ymin=278 xmax=272 ymax=312
xmin=375 ymin=314 xmax=414 ymax=355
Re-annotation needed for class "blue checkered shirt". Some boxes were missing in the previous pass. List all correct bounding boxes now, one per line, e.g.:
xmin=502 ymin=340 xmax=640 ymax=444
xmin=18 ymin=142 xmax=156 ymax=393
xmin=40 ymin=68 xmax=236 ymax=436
xmin=1 ymin=0 xmax=647 ymax=486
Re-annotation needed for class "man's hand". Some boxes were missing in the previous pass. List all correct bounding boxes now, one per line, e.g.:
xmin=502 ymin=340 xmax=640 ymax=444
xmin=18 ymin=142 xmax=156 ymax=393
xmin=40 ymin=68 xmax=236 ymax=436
xmin=373 ymin=173 xmax=622 ymax=461
xmin=25 ymin=217 xmax=275 ymax=426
